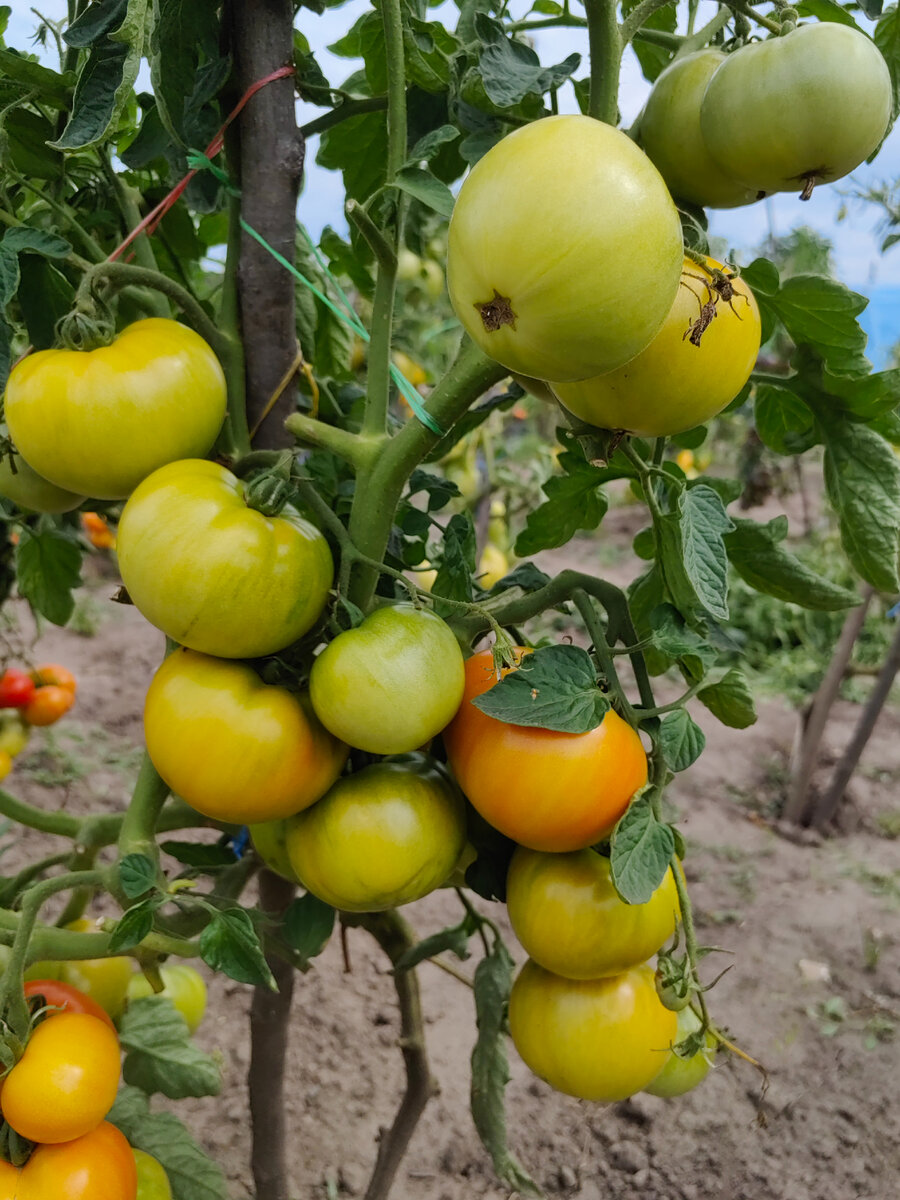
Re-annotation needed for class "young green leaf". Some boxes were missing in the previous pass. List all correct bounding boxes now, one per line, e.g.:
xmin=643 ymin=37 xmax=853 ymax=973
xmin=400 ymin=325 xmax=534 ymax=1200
xmin=768 ymin=275 xmax=870 ymax=378
xmin=120 ymin=996 xmax=222 ymax=1099
xmin=697 ymin=669 xmax=757 ymax=730
xmin=16 ymin=524 xmax=82 ymax=627
xmin=472 ymin=645 xmax=610 ymax=733
xmin=678 ymin=485 xmax=734 ymax=621
xmin=514 ymin=453 xmax=618 ymax=556
xmin=725 ymin=516 xmax=861 ymax=610
xmin=159 ymin=841 xmax=239 ymax=868
xmin=109 ymin=896 xmax=163 ymax=952
xmin=199 ymin=908 xmax=277 ymax=990
xmin=119 ymin=853 xmax=158 ymax=898
xmin=394 ymin=919 xmax=473 ymax=973
xmin=283 ymin=892 xmax=335 ymax=963
xmin=754 ymin=384 xmax=817 ymax=455
xmin=433 ymin=512 xmax=477 ymax=609
xmin=394 ymin=166 xmax=455 ymax=217
xmin=610 ymin=796 xmax=674 ymax=904
xmin=658 ymin=709 xmax=706 ymax=772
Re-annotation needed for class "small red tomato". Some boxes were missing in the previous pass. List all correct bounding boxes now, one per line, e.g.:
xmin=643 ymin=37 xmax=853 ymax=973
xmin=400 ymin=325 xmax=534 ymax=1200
xmin=23 ymin=685 xmax=75 ymax=727
xmin=0 ymin=668 xmax=36 ymax=709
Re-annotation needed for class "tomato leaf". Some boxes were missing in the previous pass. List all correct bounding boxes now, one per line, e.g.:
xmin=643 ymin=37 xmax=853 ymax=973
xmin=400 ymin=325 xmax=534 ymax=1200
xmin=795 ymin=0 xmax=863 ymax=29
xmin=487 ymin=562 xmax=551 ymax=596
xmin=473 ymin=13 xmax=580 ymax=109
xmin=148 ymin=0 xmax=226 ymax=147
xmin=199 ymin=907 xmax=277 ymax=990
xmin=394 ymin=918 xmax=474 ymax=973
xmin=283 ymin=892 xmax=335 ymax=963
xmin=470 ymin=937 xmax=541 ymax=1197
xmin=394 ymin=166 xmax=455 ymax=217
xmin=16 ymin=256 xmax=74 ymax=350
xmin=725 ymin=516 xmax=861 ymax=611
xmin=754 ymin=384 xmax=818 ymax=455
xmin=472 ymin=644 xmax=610 ymax=733
xmin=610 ymin=795 xmax=674 ymax=904
xmin=514 ymin=451 xmax=623 ymax=556
xmin=318 ymin=108 xmax=388 ymax=204
xmin=109 ymin=896 xmax=163 ymax=952
xmin=15 ymin=524 xmax=82 ymax=627
xmin=658 ymin=709 xmax=706 ymax=773
xmin=159 ymin=840 xmax=239 ymax=868
xmin=119 ymin=852 xmax=158 ymax=898
xmin=648 ymin=603 xmax=717 ymax=683
xmin=110 ymin=1085 xmax=228 ymax=1200
xmin=697 ymin=668 xmax=757 ymax=730
xmin=768 ymin=275 xmax=870 ymax=379
xmin=433 ymin=511 xmax=477 ymax=610
xmin=656 ymin=485 xmax=733 ymax=622
xmin=119 ymin=996 xmax=222 ymax=1099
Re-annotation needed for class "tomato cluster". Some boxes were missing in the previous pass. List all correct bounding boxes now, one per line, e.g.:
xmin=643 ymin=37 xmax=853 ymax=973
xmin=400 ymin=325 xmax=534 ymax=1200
xmin=0 ymin=662 xmax=77 ymax=783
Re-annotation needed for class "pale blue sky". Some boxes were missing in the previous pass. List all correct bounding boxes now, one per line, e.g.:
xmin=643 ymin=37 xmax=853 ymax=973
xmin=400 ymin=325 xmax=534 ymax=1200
xmin=10 ymin=0 xmax=900 ymax=289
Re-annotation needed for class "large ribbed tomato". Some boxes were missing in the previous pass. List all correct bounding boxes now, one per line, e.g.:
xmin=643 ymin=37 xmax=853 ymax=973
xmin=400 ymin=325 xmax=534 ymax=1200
xmin=508 ymin=961 xmax=677 ymax=1102
xmin=638 ymin=50 xmax=761 ymax=209
xmin=552 ymin=255 xmax=761 ymax=437
xmin=144 ymin=648 xmax=348 ymax=823
xmin=443 ymin=651 xmax=647 ymax=852
xmin=5 ymin=319 xmax=226 ymax=499
xmin=700 ymin=24 xmax=892 ymax=197
xmin=447 ymin=115 xmax=683 ymax=382
xmin=117 ymin=460 xmax=333 ymax=658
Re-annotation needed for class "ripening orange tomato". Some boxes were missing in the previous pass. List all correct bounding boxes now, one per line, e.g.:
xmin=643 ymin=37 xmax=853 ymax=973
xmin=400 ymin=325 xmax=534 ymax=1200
xmin=22 ymin=684 xmax=75 ymax=726
xmin=31 ymin=663 xmax=77 ymax=695
xmin=18 ymin=1121 xmax=137 ymax=1200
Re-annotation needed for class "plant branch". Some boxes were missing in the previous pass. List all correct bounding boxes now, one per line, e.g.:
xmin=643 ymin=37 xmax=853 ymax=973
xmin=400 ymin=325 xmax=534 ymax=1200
xmin=584 ymin=0 xmax=622 ymax=124
xmin=671 ymin=863 xmax=710 ymax=1030
xmin=677 ymin=6 xmax=733 ymax=56
xmin=300 ymin=96 xmax=388 ymax=138
xmin=621 ymin=0 xmax=679 ymax=44
xmin=116 ymin=751 xmax=171 ymax=864
xmin=286 ymin=412 xmax=381 ymax=470
xmin=725 ymin=0 xmax=782 ymax=34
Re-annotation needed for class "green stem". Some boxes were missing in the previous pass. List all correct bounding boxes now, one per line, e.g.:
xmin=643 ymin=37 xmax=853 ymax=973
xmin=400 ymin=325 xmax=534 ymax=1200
xmin=677 ymin=6 xmax=732 ymax=56
xmin=285 ymin=412 xmax=380 ymax=470
xmin=571 ymin=589 xmax=636 ymax=723
xmin=671 ymin=860 xmax=711 ymax=1028
xmin=726 ymin=0 xmax=781 ymax=34
xmin=0 ymin=789 xmax=80 ymax=838
xmin=621 ymin=0 xmax=679 ymax=43
xmin=117 ymin=751 xmax=171 ymax=863
xmin=0 ymin=912 xmax=200 ymax=964
xmin=584 ymin=0 xmax=622 ymax=124
xmin=8 ymin=171 xmax=106 ymax=263
xmin=365 ymin=263 xmax=399 ymax=437
xmin=98 ymin=152 xmax=169 ymax=317
xmin=346 ymin=200 xmax=397 ymax=274
xmin=0 ymin=854 xmax=72 ymax=908
xmin=383 ymin=0 xmax=407 ymax=182
xmin=300 ymin=97 xmax=388 ymax=139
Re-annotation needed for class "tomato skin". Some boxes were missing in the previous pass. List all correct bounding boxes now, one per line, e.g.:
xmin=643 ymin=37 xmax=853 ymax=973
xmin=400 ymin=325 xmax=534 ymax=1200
xmin=133 ymin=1149 xmax=172 ymax=1200
xmin=117 ymin=459 xmax=334 ymax=659
xmin=0 ymin=668 xmax=35 ymax=709
xmin=638 ymin=51 xmax=762 ymax=209
xmin=552 ymin=255 xmax=761 ymax=437
xmin=145 ymin=648 xmax=348 ymax=823
xmin=250 ymin=819 xmax=301 ymax=883
xmin=286 ymin=757 xmax=467 ymax=911
xmin=0 ymin=1160 xmax=16 ymax=1198
xmin=0 ymin=1012 xmax=121 ymax=1143
xmin=443 ymin=651 xmax=647 ymax=852
xmin=0 ymin=713 xmax=30 ymax=757
xmin=18 ymin=1121 xmax=137 ymax=1200
xmin=23 ymin=684 xmax=75 ymax=726
xmin=643 ymin=1005 xmax=716 ymax=1098
xmin=31 ymin=663 xmax=77 ymax=695
xmin=58 ymin=919 xmax=134 ymax=1020
xmin=509 ymin=961 xmax=677 ymax=1102
xmin=23 ymin=980 xmax=117 ymax=1032
xmin=0 ymin=449 xmax=85 ymax=513
xmin=309 ymin=605 xmax=465 ymax=755
xmin=447 ymin=115 xmax=683 ymax=382
xmin=126 ymin=965 xmax=207 ymax=1034
xmin=700 ymin=24 xmax=892 ymax=196
xmin=506 ymin=848 xmax=679 ymax=979
xmin=5 ymin=319 xmax=226 ymax=500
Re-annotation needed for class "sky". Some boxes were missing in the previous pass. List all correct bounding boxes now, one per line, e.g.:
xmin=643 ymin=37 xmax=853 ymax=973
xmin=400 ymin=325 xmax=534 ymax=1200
xmin=9 ymin=1 xmax=900 ymax=296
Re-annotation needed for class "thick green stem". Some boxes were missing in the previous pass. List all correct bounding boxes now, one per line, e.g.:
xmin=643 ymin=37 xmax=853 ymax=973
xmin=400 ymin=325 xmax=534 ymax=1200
xmin=286 ymin=413 xmax=381 ymax=470
xmin=584 ymin=0 xmax=622 ymax=124
xmin=116 ymin=752 xmax=171 ymax=863
xmin=0 ymin=789 xmax=80 ymax=838
xmin=676 ymin=7 xmax=732 ymax=57
xmin=572 ymin=589 xmax=636 ymax=724
xmin=621 ymin=0 xmax=681 ymax=43
xmin=671 ymin=860 xmax=711 ymax=1028
xmin=726 ymin=0 xmax=781 ymax=34
xmin=365 ymin=264 xmax=399 ymax=437
xmin=9 ymin=172 xmax=106 ymax=263
xmin=0 ymin=912 xmax=199 ymax=963
xmin=98 ymin=153 xmax=169 ymax=317
xmin=300 ymin=96 xmax=388 ymax=139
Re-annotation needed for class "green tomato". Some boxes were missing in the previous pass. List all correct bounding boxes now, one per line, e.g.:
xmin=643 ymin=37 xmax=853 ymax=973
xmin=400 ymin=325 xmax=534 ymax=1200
xmin=0 ymin=446 xmax=85 ymax=514
xmin=127 ymin=965 xmax=208 ymax=1034
xmin=638 ymin=50 xmax=762 ymax=209
xmin=134 ymin=1148 xmax=173 ymax=1200
xmin=250 ymin=819 xmax=301 ymax=883
xmin=286 ymin=756 xmax=467 ymax=911
xmin=5 ymin=319 xmax=227 ymax=500
xmin=309 ymin=604 xmax=465 ymax=754
xmin=0 ymin=712 xmax=31 ymax=758
xmin=447 ymin=114 xmax=683 ymax=382
xmin=117 ymin=459 xmax=334 ymax=658
xmin=643 ymin=1005 xmax=716 ymax=1098
xmin=396 ymin=248 xmax=423 ymax=281
xmin=700 ymin=24 xmax=892 ymax=197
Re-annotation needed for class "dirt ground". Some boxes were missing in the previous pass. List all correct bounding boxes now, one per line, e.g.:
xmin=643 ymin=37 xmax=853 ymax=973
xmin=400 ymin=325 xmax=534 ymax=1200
xmin=1 ymin=538 xmax=898 ymax=1200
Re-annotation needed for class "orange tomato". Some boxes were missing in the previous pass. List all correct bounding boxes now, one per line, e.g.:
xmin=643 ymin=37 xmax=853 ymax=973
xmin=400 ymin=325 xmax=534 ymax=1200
xmin=443 ymin=650 xmax=647 ymax=851
xmin=0 ymin=1160 xmax=17 ymax=1200
xmin=0 ymin=1012 xmax=120 ymax=1143
xmin=23 ymin=980 xmax=117 ymax=1032
xmin=31 ymin=663 xmax=77 ymax=694
xmin=22 ymin=685 xmax=75 ymax=727
xmin=18 ymin=1121 xmax=137 ymax=1200
xmin=81 ymin=512 xmax=116 ymax=550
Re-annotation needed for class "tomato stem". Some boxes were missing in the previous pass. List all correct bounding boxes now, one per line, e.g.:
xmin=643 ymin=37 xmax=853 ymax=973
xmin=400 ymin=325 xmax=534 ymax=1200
xmin=584 ymin=0 xmax=622 ymax=124
xmin=116 ymin=751 xmax=170 ymax=868
xmin=670 ymin=860 xmax=711 ymax=1032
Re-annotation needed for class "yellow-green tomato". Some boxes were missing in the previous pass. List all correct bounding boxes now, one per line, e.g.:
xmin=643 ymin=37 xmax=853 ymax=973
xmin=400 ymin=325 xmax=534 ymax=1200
xmin=286 ymin=757 xmax=467 ymax=912
xmin=0 ymin=712 xmax=31 ymax=758
xmin=144 ymin=648 xmax=348 ymax=824
xmin=506 ymin=847 xmax=679 ymax=980
xmin=59 ymin=919 xmax=134 ymax=1020
xmin=508 ymin=960 xmax=677 ymax=1102
xmin=447 ymin=115 xmax=683 ymax=382
xmin=552 ymin=255 xmax=761 ymax=437
xmin=249 ymin=819 xmax=301 ymax=883
xmin=0 ymin=448 xmax=85 ymax=513
xmin=5 ymin=319 xmax=227 ymax=499
xmin=638 ymin=50 xmax=762 ymax=209
xmin=309 ymin=604 xmax=465 ymax=754
xmin=133 ymin=1149 xmax=173 ymax=1200
xmin=644 ymin=1005 xmax=716 ymax=1098
xmin=117 ymin=459 xmax=333 ymax=658
xmin=127 ymin=965 xmax=207 ymax=1034
xmin=700 ymin=24 xmax=892 ymax=197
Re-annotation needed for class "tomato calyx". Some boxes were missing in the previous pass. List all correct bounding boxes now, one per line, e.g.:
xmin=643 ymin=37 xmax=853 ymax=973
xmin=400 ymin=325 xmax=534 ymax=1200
xmin=476 ymin=289 xmax=517 ymax=333
xmin=0 ymin=1117 xmax=34 ymax=1169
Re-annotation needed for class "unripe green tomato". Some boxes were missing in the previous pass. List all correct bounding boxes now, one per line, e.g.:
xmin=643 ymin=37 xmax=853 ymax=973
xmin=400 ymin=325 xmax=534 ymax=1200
xmin=447 ymin=114 xmax=683 ymax=382
xmin=0 ymin=712 xmax=31 ymax=758
xmin=0 ymin=449 xmax=85 ymax=513
xmin=506 ymin=847 xmax=679 ymax=979
xmin=638 ymin=50 xmax=762 ymax=209
xmin=643 ymin=1005 xmax=716 ymax=1098
xmin=509 ymin=373 xmax=556 ymax=405
xmin=127 ymin=964 xmax=207 ymax=1034
xmin=700 ymin=23 xmax=892 ymax=197
xmin=60 ymin=918 xmax=134 ymax=1020
xmin=5 ymin=318 xmax=227 ymax=499
xmin=286 ymin=757 xmax=467 ymax=911
xmin=396 ymin=248 xmax=423 ymax=281
xmin=134 ymin=1149 xmax=173 ymax=1200
xmin=309 ymin=604 xmax=465 ymax=755
xmin=420 ymin=259 xmax=444 ymax=299
xmin=249 ymin=819 xmax=301 ymax=883
xmin=552 ymin=255 xmax=761 ymax=437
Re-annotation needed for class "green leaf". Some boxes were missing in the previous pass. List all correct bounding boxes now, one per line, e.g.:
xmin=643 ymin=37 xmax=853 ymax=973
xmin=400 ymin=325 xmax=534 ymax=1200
xmin=318 ymin=109 xmax=388 ymax=204
xmin=754 ymin=384 xmax=817 ymax=455
xmin=3 ymin=109 xmax=64 ymax=179
xmin=159 ymin=841 xmax=238 ymax=868
xmin=394 ymin=919 xmax=473 ymax=973
xmin=0 ymin=49 xmax=74 ymax=107
xmin=394 ymin=166 xmax=455 ymax=217
xmin=740 ymin=257 xmax=780 ymax=297
xmin=15 ymin=525 xmax=82 ymax=626
xmin=472 ymin=645 xmax=610 ymax=733
xmin=609 ymin=796 xmax=674 ymax=904
xmin=824 ymin=369 xmax=900 ymax=422
xmin=768 ymin=275 xmax=870 ymax=378
xmin=283 ymin=893 xmax=335 ymax=962
xmin=404 ymin=20 xmax=458 ymax=93
xmin=514 ymin=453 xmax=616 ymax=556
xmin=678 ymin=485 xmax=734 ymax=620
xmin=16 ymin=256 xmax=74 ymax=350
xmin=406 ymin=123 xmax=460 ymax=165
xmin=697 ymin=668 xmax=757 ymax=730
xmin=876 ymin=6 xmax=900 ymax=141
xmin=120 ymin=996 xmax=222 ymax=1099
xmin=408 ymin=468 xmax=460 ymax=512
xmin=795 ymin=0 xmax=862 ymax=28
xmin=625 ymin=0 xmax=677 ymax=82
xmin=487 ymin=562 xmax=551 ymax=596
xmin=433 ymin=512 xmax=477 ymax=609
xmin=473 ymin=13 xmax=580 ymax=109
xmin=649 ymin=603 xmax=717 ymax=682
xmin=658 ymin=709 xmax=706 ymax=772
xmin=470 ymin=938 xmax=541 ymax=1197
xmin=199 ymin=908 xmax=277 ymax=989
xmin=65 ymin=0 xmax=129 ymax=46
xmin=725 ymin=516 xmax=862 ymax=610
xmin=148 ymin=0 xmax=224 ymax=147
xmin=119 ymin=853 xmax=158 ymax=898
xmin=109 ymin=896 xmax=162 ymax=952
xmin=110 ymin=1086 xmax=228 ymax=1200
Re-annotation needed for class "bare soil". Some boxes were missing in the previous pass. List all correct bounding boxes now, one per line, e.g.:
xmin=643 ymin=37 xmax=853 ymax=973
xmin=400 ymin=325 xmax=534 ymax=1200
xmin=2 ymin=547 xmax=898 ymax=1200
